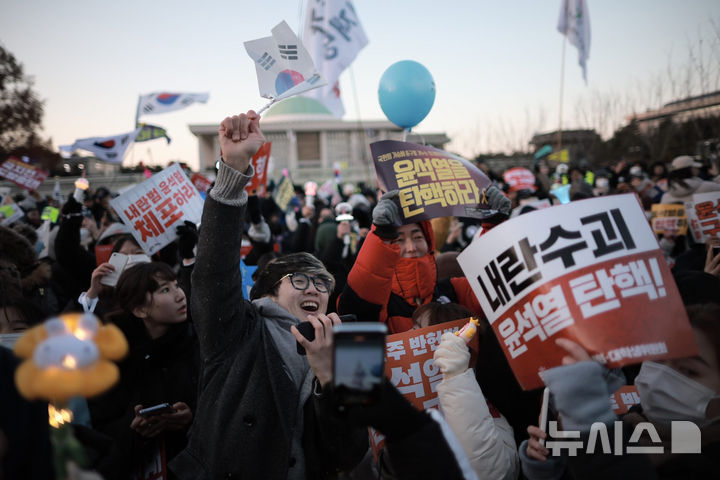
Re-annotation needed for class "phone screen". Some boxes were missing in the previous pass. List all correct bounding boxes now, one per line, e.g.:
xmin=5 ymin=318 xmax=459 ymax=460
xmin=332 ymin=323 xmax=387 ymax=405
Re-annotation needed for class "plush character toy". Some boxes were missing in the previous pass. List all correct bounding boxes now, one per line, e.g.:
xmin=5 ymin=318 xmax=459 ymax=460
xmin=13 ymin=312 xmax=128 ymax=479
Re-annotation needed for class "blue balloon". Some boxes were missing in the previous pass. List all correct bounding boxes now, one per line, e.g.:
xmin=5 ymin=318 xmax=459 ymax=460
xmin=378 ymin=60 xmax=436 ymax=129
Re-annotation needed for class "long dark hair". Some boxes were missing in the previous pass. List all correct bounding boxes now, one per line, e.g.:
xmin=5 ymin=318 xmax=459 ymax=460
xmin=109 ymin=262 xmax=177 ymax=319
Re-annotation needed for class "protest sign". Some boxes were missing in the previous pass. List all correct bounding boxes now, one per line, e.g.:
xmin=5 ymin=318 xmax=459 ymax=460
xmin=503 ymin=167 xmax=537 ymax=193
xmin=110 ymin=164 xmax=203 ymax=255
xmin=548 ymin=149 xmax=569 ymax=163
xmin=685 ymin=192 xmax=720 ymax=243
xmin=610 ymin=385 xmax=640 ymax=415
xmin=190 ymin=172 xmax=212 ymax=197
xmin=458 ymin=194 xmax=697 ymax=390
xmin=369 ymin=318 xmax=480 ymax=455
xmin=0 ymin=194 xmax=24 ymax=226
xmin=240 ymin=260 xmax=258 ymax=300
xmin=371 ymin=140 xmax=492 ymax=222
xmin=650 ymin=204 xmax=688 ymax=235
xmin=0 ymin=157 xmax=49 ymax=191
xmin=41 ymin=206 xmax=60 ymax=223
xmin=245 ymin=142 xmax=272 ymax=197
xmin=95 ymin=244 xmax=114 ymax=266
xmin=274 ymin=174 xmax=296 ymax=212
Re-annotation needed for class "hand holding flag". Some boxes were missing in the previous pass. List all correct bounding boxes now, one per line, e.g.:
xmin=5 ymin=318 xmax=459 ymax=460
xmin=218 ymin=111 xmax=266 ymax=173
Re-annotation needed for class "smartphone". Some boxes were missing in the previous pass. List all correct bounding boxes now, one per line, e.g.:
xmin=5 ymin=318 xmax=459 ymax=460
xmin=100 ymin=253 xmax=151 ymax=287
xmin=332 ymin=322 xmax=388 ymax=405
xmin=100 ymin=252 xmax=128 ymax=287
xmin=138 ymin=403 xmax=174 ymax=416
xmin=296 ymin=314 xmax=357 ymax=355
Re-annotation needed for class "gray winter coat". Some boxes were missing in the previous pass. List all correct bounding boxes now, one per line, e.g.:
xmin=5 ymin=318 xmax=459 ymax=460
xmin=169 ymin=163 xmax=367 ymax=479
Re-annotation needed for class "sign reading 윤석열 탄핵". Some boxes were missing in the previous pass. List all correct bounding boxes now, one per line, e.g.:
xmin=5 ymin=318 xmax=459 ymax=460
xmin=457 ymin=194 xmax=698 ymax=390
xmin=371 ymin=140 xmax=493 ymax=222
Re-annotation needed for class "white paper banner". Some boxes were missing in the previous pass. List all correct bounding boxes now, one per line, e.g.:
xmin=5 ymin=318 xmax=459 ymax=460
xmin=110 ymin=164 xmax=203 ymax=255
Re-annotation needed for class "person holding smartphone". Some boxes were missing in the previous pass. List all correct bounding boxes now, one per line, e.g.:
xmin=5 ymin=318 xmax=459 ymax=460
xmin=169 ymin=111 xmax=367 ymax=480
xmin=87 ymin=261 xmax=199 ymax=480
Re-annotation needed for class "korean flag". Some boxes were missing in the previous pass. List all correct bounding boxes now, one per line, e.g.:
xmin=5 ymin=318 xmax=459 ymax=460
xmin=244 ymin=21 xmax=327 ymax=102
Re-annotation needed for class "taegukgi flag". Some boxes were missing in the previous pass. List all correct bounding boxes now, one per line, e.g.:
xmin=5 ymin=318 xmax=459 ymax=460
xmin=137 ymin=92 xmax=209 ymax=116
xmin=302 ymin=0 xmax=368 ymax=117
xmin=59 ymin=127 xmax=142 ymax=164
xmin=244 ymin=21 xmax=327 ymax=102
xmin=557 ymin=0 xmax=591 ymax=83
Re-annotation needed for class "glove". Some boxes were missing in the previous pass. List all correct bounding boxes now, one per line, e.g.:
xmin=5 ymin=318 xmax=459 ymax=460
xmin=433 ymin=333 xmax=470 ymax=379
xmin=175 ymin=221 xmax=198 ymax=259
xmin=248 ymin=220 xmax=271 ymax=243
xmin=372 ymin=190 xmax=401 ymax=240
xmin=484 ymin=185 xmax=511 ymax=217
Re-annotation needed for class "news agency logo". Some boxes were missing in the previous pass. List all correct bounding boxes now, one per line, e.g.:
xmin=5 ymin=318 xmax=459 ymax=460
xmin=547 ymin=421 xmax=701 ymax=456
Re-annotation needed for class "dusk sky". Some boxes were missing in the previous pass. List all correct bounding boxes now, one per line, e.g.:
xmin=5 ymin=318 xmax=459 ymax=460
xmin=2 ymin=0 xmax=718 ymax=170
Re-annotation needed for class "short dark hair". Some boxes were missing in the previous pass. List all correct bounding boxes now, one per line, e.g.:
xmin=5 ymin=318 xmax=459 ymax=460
xmin=250 ymin=252 xmax=334 ymax=300
xmin=113 ymin=262 xmax=177 ymax=316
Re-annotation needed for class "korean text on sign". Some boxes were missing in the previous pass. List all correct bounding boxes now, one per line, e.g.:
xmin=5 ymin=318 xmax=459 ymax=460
xmin=110 ymin=164 xmax=203 ymax=255
xmin=458 ymin=194 xmax=697 ymax=390
xmin=371 ymin=140 xmax=492 ymax=222
xmin=685 ymin=192 xmax=720 ymax=243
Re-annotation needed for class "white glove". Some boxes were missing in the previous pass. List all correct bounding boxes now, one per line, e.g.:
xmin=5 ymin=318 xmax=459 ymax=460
xmin=248 ymin=220 xmax=271 ymax=243
xmin=433 ymin=332 xmax=470 ymax=379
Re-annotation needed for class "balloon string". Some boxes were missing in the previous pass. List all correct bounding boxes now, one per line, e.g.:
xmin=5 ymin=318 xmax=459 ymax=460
xmin=256 ymin=98 xmax=277 ymax=115
xmin=402 ymin=128 xmax=409 ymax=142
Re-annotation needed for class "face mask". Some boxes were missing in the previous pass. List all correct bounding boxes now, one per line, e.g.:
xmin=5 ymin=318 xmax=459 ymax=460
xmin=80 ymin=227 xmax=90 ymax=243
xmin=0 ymin=333 xmax=23 ymax=350
xmin=635 ymin=361 xmax=717 ymax=425
xmin=595 ymin=178 xmax=609 ymax=189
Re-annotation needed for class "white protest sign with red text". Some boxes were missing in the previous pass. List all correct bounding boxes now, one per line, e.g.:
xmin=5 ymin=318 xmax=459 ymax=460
xmin=685 ymin=191 xmax=720 ymax=243
xmin=110 ymin=164 xmax=203 ymax=255
xmin=458 ymin=194 xmax=697 ymax=390
xmin=0 ymin=157 xmax=49 ymax=191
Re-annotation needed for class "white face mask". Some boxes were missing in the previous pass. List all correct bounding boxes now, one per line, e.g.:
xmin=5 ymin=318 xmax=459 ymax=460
xmin=0 ymin=333 xmax=23 ymax=350
xmin=80 ymin=227 xmax=90 ymax=243
xmin=635 ymin=361 xmax=717 ymax=425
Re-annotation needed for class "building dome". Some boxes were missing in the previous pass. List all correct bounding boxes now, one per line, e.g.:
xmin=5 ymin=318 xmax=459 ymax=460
xmin=263 ymin=96 xmax=334 ymax=121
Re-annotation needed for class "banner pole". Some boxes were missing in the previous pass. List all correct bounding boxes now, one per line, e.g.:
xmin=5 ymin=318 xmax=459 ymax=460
xmin=557 ymin=8 xmax=568 ymax=151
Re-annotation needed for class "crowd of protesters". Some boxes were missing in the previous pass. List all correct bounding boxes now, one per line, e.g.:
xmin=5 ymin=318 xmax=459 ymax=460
xmin=1 ymin=109 xmax=720 ymax=480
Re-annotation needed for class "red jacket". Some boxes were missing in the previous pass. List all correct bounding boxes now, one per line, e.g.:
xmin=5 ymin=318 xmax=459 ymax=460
xmin=338 ymin=221 xmax=482 ymax=334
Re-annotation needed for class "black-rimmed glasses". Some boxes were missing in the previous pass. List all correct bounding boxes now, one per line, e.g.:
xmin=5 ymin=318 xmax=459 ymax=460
xmin=275 ymin=272 xmax=331 ymax=293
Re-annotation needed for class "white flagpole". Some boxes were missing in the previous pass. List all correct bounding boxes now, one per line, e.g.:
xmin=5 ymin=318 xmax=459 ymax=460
xmin=256 ymin=98 xmax=277 ymax=115
xmin=557 ymin=2 xmax=568 ymax=151
xmin=135 ymin=95 xmax=142 ymax=127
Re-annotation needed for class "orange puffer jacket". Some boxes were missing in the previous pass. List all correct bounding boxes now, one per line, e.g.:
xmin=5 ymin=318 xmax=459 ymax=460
xmin=338 ymin=221 xmax=483 ymax=334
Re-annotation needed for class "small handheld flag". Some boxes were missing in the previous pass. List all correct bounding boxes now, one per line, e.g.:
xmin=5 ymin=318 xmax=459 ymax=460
xmin=244 ymin=21 xmax=327 ymax=113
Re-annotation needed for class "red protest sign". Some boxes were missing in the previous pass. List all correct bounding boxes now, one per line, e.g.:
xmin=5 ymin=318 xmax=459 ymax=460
xmin=503 ymin=167 xmax=537 ymax=193
xmin=190 ymin=172 xmax=212 ymax=195
xmin=370 ymin=140 xmax=492 ymax=222
xmin=370 ymin=318 xmax=480 ymax=457
xmin=611 ymin=385 xmax=640 ymax=415
xmin=0 ymin=157 xmax=49 ymax=191
xmin=458 ymin=194 xmax=698 ymax=390
xmin=245 ymin=142 xmax=272 ymax=197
